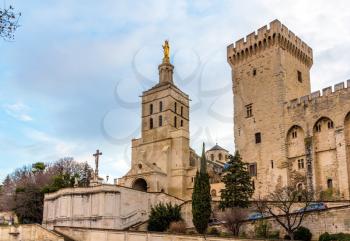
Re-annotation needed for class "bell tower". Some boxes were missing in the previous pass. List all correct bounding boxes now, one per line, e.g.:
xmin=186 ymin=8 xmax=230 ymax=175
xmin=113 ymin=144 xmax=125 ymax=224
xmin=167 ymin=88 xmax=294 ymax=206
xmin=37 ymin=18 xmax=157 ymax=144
xmin=118 ymin=41 xmax=197 ymax=200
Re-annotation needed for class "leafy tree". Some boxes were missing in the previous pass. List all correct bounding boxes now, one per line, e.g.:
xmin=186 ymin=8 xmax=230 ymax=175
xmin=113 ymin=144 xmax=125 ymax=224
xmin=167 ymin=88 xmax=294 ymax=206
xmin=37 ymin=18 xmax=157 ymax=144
xmin=147 ymin=202 xmax=182 ymax=232
xmin=14 ymin=184 xmax=43 ymax=224
xmin=0 ymin=158 xmax=93 ymax=224
xmin=220 ymin=151 xmax=254 ymax=209
xmin=0 ymin=5 xmax=20 ymax=40
xmin=192 ymin=143 xmax=212 ymax=234
xmin=256 ymin=186 xmax=314 ymax=241
xmin=32 ymin=162 xmax=45 ymax=173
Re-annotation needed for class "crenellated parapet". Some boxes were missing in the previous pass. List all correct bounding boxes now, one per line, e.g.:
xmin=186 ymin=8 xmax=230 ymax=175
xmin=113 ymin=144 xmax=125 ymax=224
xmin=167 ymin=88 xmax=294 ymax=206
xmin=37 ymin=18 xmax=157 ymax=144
xmin=286 ymin=80 xmax=350 ymax=109
xmin=227 ymin=19 xmax=313 ymax=67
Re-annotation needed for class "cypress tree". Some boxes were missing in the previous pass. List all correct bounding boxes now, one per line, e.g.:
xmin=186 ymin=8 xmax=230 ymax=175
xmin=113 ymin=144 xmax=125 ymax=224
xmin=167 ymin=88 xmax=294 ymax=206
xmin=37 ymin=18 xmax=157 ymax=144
xmin=192 ymin=142 xmax=212 ymax=234
xmin=220 ymin=151 xmax=254 ymax=209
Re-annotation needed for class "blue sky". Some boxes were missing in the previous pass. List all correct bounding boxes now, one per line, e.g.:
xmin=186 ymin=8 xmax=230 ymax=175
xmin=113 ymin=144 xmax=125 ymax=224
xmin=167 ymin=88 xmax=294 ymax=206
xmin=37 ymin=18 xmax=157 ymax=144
xmin=1 ymin=0 xmax=350 ymax=182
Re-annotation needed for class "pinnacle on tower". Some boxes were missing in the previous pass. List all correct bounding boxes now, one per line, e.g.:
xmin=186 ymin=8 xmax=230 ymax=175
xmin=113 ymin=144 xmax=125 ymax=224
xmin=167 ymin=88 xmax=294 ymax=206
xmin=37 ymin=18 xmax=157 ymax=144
xmin=158 ymin=40 xmax=174 ymax=84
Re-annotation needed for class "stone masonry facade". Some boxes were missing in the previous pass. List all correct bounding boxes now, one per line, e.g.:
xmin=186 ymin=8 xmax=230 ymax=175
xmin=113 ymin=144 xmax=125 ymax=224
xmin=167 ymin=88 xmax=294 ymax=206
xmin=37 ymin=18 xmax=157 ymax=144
xmin=227 ymin=19 xmax=350 ymax=199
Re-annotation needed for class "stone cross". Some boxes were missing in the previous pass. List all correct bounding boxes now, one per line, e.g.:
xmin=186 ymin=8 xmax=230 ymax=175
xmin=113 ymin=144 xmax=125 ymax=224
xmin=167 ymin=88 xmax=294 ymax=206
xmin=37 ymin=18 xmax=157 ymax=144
xmin=93 ymin=149 xmax=102 ymax=178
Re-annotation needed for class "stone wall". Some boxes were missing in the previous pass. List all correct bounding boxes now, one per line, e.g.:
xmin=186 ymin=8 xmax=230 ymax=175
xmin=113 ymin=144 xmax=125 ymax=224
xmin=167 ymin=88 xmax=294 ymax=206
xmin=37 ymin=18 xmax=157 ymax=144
xmin=0 ymin=224 xmax=63 ymax=241
xmin=43 ymin=184 xmax=184 ymax=230
xmin=241 ymin=205 xmax=350 ymax=240
xmin=54 ymin=226 xmax=261 ymax=241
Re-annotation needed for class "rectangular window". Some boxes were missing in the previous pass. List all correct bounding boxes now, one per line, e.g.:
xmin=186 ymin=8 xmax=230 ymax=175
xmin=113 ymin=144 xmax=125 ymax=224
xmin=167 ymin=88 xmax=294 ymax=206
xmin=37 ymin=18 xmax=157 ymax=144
xmin=150 ymin=104 xmax=153 ymax=114
xmin=298 ymin=159 xmax=304 ymax=169
xmin=174 ymin=102 xmax=177 ymax=113
xmin=180 ymin=119 xmax=183 ymax=127
xmin=159 ymin=101 xmax=163 ymax=112
xmin=255 ymin=132 xmax=261 ymax=144
xmin=249 ymin=163 xmax=257 ymax=176
xmin=246 ymin=104 xmax=253 ymax=118
xmin=327 ymin=179 xmax=333 ymax=189
xmin=271 ymin=160 xmax=274 ymax=169
xmin=297 ymin=70 xmax=302 ymax=83
xmin=180 ymin=106 xmax=183 ymax=116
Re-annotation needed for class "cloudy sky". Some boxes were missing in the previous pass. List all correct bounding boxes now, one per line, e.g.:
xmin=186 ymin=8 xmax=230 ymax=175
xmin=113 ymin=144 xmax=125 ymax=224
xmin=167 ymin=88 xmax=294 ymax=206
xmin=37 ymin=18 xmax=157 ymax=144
xmin=1 ymin=0 xmax=350 ymax=182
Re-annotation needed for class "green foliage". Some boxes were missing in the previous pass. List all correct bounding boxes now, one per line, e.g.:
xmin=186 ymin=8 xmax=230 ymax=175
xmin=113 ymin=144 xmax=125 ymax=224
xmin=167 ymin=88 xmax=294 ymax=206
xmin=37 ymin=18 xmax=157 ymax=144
xmin=254 ymin=220 xmax=271 ymax=238
xmin=207 ymin=227 xmax=220 ymax=236
xmin=14 ymin=185 xmax=44 ymax=224
xmin=294 ymin=226 xmax=312 ymax=241
xmin=1 ymin=158 xmax=93 ymax=224
xmin=220 ymin=151 xmax=254 ymax=209
xmin=32 ymin=162 xmax=45 ymax=173
xmin=41 ymin=173 xmax=76 ymax=193
xmin=319 ymin=232 xmax=350 ymax=241
xmin=192 ymin=143 xmax=212 ymax=234
xmin=147 ymin=203 xmax=182 ymax=232
xmin=320 ymin=188 xmax=340 ymax=201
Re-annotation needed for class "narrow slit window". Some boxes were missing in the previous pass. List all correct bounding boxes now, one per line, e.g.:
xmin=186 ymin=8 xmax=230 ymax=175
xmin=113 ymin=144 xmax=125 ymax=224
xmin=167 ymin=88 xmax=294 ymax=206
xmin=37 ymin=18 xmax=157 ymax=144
xmin=255 ymin=132 xmax=261 ymax=144
xmin=174 ymin=116 xmax=177 ymax=128
xmin=150 ymin=118 xmax=153 ymax=129
xmin=150 ymin=104 xmax=153 ymax=114
xmin=159 ymin=115 xmax=163 ymax=127
xmin=297 ymin=70 xmax=302 ymax=83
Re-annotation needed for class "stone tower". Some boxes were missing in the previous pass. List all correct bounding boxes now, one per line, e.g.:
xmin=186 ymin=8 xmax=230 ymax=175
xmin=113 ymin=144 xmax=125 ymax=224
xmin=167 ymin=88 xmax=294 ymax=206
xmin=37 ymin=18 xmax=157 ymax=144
xmin=227 ymin=20 xmax=313 ymax=196
xmin=118 ymin=42 xmax=198 ymax=200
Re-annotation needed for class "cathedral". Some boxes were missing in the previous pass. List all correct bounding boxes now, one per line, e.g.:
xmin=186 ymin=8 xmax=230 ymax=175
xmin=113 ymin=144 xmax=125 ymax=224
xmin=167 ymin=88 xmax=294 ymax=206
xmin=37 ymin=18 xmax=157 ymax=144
xmin=227 ymin=19 xmax=350 ymax=199
xmin=43 ymin=19 xmax=350 ymax=232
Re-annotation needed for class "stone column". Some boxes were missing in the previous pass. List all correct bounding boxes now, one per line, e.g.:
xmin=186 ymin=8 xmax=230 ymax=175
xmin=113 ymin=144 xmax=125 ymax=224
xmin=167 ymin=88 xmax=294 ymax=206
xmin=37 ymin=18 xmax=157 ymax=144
xmin=305 ymin=136 xmax=315 ymax=194
xmin=335 ymin=127 xmax=350 ymax=199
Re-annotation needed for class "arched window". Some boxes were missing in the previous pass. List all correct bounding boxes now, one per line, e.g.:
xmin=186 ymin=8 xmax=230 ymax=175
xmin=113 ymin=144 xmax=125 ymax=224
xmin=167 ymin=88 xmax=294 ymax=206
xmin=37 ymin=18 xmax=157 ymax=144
xmin=180 ymin=119 xmax=183 ymax=127
xmin=219 ymin=153 xmax=222 ymax=160
xmin=174 ymin=102 xmax=177 ymax=113
xmin=210 ymin=154 xmax=214 ymax=161
xmin=159 ymin=101 xmax=163 ymax=112
xmin=180 ymin=106 xmax=183 ymax=116
xmin=211 ymin=189 xmax=217 ymax=197
xmin=297 ymin=183 xmax=303 ymax=191
xmin=174 ymin=116 xmax=177 ymax=128
xmin=150 ymin=104 xmax=153 ymax=114
xmin=150 ymin=118 xmax=153 ymax=129
xmin=159 ymin=115 xmax=163 ymax=127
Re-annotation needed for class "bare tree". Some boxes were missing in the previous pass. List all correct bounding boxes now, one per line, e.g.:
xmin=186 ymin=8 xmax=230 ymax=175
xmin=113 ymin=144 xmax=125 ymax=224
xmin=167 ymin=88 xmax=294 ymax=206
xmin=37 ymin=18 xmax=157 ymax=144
xmin=256 ymin=186 xmax=313 ymax=240
xmin=0 ymin=4 xmax=20 ymax=40
xmin=218 ymin=207 xmax=248 ymax=236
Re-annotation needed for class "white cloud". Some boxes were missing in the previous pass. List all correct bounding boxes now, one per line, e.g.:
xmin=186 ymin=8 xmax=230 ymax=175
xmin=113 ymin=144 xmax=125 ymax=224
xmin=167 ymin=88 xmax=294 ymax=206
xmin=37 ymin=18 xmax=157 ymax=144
xmin=3 ymin=102 xmax=33 ymax=122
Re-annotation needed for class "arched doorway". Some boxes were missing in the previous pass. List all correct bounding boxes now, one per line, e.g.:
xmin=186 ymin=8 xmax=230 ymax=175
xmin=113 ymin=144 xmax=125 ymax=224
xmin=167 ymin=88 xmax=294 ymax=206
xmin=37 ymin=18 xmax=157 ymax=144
xmin=132 ymin=178 xmax=148 ymax=192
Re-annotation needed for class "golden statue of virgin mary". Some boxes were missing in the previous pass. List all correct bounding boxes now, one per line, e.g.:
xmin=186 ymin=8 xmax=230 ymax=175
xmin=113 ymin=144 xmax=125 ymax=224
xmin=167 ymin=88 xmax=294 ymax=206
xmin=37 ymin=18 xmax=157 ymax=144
xmin=162 ymin=40 xmax=170 ymax=63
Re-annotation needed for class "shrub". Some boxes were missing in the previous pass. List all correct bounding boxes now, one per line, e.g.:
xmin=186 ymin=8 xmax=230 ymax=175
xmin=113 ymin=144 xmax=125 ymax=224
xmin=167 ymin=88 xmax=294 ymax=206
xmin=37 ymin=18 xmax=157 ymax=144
xmin=294 ymin=226 xmax=312 ymax=241
xmin=168 ymin=221 xmax=186 ymax=234
xmin=147 ymin=203 xmax=182 ymax=232
xmin=319 ymin=232 xmax=350 ymax=241
xmin=207 ymin=227 xmax=220 ymax=236
xmin=319 ymin=232 xmax=331 ymax=241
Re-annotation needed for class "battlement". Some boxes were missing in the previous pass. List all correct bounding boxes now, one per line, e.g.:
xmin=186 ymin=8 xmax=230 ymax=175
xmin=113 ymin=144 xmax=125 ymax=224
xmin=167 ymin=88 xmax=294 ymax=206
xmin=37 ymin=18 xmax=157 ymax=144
xmin=227 ymin=19 xmax=313 ymax=67
xmin=286 ymin=80 xmax=350 ymax=109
